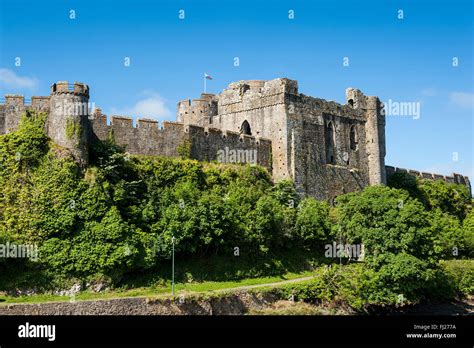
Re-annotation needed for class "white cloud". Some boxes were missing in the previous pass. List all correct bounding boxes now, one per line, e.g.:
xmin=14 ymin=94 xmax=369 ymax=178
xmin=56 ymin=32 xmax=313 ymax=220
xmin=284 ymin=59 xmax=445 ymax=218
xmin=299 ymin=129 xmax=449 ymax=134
xmin=110 ymin=92 xmax=172 ymax=121
xmin=449 ymin=91 xmax=474 ymax=108
xmin=0 ymin=68 xmax=38 ymax=90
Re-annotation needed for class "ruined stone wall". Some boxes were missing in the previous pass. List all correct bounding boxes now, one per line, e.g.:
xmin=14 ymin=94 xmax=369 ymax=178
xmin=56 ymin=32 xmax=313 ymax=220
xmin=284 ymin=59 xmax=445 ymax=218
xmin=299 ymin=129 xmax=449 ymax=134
xmin=288 ymin=93 xmax=370 ymax=199
xmin=386 ymin=165 xmax=472 ymax=196
xmin=90 ymin=112 xmax=272 ymax=171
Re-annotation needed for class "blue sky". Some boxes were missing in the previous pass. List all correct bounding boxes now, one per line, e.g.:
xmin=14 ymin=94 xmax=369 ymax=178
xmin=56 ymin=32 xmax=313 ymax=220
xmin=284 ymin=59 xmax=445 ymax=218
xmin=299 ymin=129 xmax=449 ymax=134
xmin=0 ymin=0 xmax=472 ymax=178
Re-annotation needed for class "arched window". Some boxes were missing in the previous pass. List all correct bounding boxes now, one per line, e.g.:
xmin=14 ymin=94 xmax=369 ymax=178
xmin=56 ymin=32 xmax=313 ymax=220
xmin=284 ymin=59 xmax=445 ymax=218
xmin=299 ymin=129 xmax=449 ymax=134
xmin=326 ymin=122 xmax=335 ymax=164
xmin=348 ymin=99 xmax=354 ymax=108
xmin=240 ymin=120 xmax=252 ymax=135
xmin=350 ymin=125 xmax=357 ymax=150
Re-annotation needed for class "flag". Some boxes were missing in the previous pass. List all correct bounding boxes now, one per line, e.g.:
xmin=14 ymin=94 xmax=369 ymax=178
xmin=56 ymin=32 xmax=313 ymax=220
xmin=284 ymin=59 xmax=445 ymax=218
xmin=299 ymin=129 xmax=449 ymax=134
xmin=204 ymin=73 xmax=213 ymax=80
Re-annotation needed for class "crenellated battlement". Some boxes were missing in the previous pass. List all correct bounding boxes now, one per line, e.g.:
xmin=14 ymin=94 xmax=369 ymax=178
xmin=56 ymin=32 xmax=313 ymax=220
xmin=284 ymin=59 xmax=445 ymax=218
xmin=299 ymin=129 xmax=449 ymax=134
xmin=51 ymin=81 xmax=89 ymax=97
xmin=2 ymin=95 xmax=50 ymax=107
xmin=91 ymin=110 xmax=271 ymax=143
xmin=0 ymin=94 xmax=51 ymax=134
xmin=385 ymin=165 xmax=471 ymax=195
xmin=89 ymin=110 xmax=272 ymax=169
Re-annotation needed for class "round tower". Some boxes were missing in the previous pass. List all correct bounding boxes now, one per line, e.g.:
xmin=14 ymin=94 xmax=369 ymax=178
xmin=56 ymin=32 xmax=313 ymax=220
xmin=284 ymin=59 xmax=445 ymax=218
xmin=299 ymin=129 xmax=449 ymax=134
xmin=48 ymin=81 xmax=90 ymax=166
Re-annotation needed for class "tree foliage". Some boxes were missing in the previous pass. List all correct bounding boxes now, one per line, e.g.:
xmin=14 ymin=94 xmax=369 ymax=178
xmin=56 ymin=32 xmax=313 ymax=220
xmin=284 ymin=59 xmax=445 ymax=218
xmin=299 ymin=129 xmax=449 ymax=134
xmin=0 ymin=113 xmax=471 ymax=304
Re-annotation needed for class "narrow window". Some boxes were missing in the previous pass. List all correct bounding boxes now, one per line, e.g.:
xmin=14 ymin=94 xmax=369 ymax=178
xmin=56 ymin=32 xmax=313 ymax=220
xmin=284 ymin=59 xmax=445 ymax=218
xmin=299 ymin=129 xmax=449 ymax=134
xmin=326 ymin=122 xmax=335 ymax=164
xmin=350 ymin=125 xmax=357 ymax=150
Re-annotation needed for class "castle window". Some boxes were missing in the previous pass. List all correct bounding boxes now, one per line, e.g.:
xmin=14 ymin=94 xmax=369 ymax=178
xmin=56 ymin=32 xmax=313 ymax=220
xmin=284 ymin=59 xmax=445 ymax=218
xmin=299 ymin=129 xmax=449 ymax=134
xmin=350 ymin=125 xmax=358 ymax=150
xmin=240 ymin=120 xmax=252 ymax=135
xmin=348 ymin=99 xmax=354 ymax=108
xmin=325 ymin=122 xmax=335 ymax=164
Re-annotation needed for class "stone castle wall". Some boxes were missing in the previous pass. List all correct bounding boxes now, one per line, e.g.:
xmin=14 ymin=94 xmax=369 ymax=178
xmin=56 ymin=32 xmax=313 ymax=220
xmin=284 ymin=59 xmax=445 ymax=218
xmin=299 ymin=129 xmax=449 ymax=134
xmin=178 ymin=79 xmax=292 ymax=182
xmin=0 ymin=78 xmax=471 ymax=200
xmin=90 ymin=110 xmax=272 ymax=171
xmin=178 ymin=78 xmax=386 ymax=200
xmin=287 ymin=93 xmax=370 ymax=199
xmin=386 ymin=165 xmax=472 ymax=196
xmin=0 ymin=95 xmax=50 ymax=134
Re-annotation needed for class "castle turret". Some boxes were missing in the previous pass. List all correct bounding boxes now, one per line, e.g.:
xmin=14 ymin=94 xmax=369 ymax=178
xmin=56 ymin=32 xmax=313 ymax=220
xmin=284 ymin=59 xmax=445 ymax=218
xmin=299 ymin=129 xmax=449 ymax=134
xmin=346 ymin=88 xmax=386 ymax=185
xmin=177 ymin=93 xmax=218 ymax=126
xmin=48 ymin=81 xmax=90 ymax=166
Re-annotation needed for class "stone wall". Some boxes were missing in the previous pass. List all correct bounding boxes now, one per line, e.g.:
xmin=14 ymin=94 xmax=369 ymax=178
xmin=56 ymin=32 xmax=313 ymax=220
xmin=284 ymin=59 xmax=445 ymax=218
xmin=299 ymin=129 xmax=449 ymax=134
xmin=4 ymin=95 xmax=27 ymax=134
xmin=179 ymin=78 xmax=382 ymax=200
xmin=207 ymin=79 xmax=292 ymax=182
xmin=47 ymin=82 xmax=89 ymax=167
xmin=0 ymin=95 xmax=51 ymax=135
xmin=0 ymin=291 xmax=278 ymax=315
xmin=90 ymin=111 xmax=272 ymax=171
xmin=0 ymin=78 xmax=470 ymax=201
xmin=287 ymin=93 xmax=370 ymax=200
xmin=386 ymin=165 xmax=472 ymax=196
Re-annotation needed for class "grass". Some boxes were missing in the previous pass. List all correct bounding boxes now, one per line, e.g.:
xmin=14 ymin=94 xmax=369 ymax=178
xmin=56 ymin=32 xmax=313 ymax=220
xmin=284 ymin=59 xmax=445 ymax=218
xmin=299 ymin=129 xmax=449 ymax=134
xmin=0 ymin=269 xmax=317 ymax=305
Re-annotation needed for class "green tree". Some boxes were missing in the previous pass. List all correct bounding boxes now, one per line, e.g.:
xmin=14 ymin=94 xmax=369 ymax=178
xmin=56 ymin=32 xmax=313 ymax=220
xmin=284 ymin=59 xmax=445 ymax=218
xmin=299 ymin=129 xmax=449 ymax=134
xmin=335 ymin=186 xmax=433 ymax=262
xmin=418 ymin=179 xmax=470 ymax=220
xmin=462 ymin=208 xmax=474 ymax=257
xmin=294 ymin=198 xmax=331 ymax=249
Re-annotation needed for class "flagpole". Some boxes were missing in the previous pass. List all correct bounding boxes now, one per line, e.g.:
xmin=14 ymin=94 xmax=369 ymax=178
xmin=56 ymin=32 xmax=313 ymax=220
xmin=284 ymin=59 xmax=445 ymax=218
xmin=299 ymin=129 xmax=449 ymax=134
xmin=204 ymin=75 xmax=206 ymax=93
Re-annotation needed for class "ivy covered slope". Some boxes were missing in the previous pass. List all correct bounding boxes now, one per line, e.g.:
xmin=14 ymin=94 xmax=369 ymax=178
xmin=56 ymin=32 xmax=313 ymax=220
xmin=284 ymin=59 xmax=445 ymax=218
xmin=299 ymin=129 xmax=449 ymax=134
xmin=0 ymin=112 xmax=472 ymax=307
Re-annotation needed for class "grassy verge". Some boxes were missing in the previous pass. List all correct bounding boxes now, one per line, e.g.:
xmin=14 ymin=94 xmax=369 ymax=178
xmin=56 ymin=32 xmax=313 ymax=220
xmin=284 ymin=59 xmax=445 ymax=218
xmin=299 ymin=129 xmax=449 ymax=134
xmin=0 ymin=269 xmax=317 ymax=305
xmin=1 ymin=257 xmax=471 ymax=307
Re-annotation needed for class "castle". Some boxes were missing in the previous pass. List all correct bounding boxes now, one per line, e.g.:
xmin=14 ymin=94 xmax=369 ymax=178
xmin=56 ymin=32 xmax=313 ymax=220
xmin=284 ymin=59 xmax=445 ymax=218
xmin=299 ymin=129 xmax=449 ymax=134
xmin=0 ymin=78 xmax=471 ymax=200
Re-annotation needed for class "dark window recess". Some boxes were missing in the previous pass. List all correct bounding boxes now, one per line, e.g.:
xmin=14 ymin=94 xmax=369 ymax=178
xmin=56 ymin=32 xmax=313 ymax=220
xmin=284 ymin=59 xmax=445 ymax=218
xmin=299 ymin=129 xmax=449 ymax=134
xmin=326 ymin=122 xmax=335 ymax=164
xmin=240 ymin=120 xmax=252 ymax=135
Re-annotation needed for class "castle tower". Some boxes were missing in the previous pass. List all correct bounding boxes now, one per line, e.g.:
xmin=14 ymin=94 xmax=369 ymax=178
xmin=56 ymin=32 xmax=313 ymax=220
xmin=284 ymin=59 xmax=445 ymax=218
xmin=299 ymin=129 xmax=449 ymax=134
xmin=48 ymin=81 xmax=90 ymax=166
xmin=346 ymin=88 xmax=386 ymax=185
xmin=365 ymin=96 xmax=386 ymax=185
xmin=177 ymin=93 xmax=217 ymax=126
